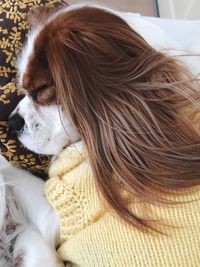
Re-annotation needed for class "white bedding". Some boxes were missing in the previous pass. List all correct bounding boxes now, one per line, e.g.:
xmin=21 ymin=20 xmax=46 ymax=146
xmin=144 ymin=16 xmax=200 ymax=51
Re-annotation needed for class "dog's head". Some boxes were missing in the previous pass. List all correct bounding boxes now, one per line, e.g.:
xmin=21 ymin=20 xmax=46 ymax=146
xmin=9 ymin=2 xmax=80 ymax=155
xmin=9 ymin=2 xmax=128 ymax=155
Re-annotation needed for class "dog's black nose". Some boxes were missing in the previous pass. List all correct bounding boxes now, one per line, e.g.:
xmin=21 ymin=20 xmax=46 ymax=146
xmin=8 ymin=114 xmax=25 ymax=132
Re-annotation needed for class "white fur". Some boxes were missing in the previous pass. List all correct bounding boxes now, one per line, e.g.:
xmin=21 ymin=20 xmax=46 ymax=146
xmin=0 ymin=164 xmax=64 ymax=267
xmin=11 ymin=95 xmax=79 ymax=155
xmin=17 ymin=27 xmax=43 ymax=86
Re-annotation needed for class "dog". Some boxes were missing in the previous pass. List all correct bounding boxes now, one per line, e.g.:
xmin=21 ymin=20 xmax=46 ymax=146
xmin=1 ymin=2 xmax=200 ymax=267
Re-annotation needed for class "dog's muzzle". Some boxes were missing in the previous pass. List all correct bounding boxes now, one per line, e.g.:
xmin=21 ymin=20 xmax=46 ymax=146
xmin=8 ymin=114 xmax=25 ymax=132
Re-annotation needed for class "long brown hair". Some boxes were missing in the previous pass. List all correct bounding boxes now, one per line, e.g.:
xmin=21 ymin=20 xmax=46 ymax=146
xmin=39 ymin=6 xmax=200 ymax=231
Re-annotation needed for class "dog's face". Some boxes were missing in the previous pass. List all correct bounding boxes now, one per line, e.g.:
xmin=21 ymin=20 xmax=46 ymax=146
xmin=10 ymin=95 xmax=79 ymax=155
xmin=9 ymin=3 xmax=81 ymax=155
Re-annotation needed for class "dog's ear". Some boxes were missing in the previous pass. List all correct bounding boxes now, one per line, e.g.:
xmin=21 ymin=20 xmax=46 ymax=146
xmin=27 ymin=1 xmax=69 ymax=28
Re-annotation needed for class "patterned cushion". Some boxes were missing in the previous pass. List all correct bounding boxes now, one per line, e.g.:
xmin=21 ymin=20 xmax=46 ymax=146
xmin=0 ymin=0 xmax=61 ymax=177
xmin=0 ymin=0 xmax=59 ymax=86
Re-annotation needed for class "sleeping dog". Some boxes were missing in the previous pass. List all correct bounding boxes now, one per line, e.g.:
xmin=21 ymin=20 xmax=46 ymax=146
xmin=1 ymin=2 xmax=200 ymax=267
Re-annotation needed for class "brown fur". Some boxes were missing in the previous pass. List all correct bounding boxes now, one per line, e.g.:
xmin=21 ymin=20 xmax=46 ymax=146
xmin=24 ymin=6 xmax=200 ymax=231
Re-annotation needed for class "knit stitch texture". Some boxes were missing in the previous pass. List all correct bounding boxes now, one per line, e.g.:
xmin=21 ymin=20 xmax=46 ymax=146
xmin=45 ymin=142 xmax=200 ymax=267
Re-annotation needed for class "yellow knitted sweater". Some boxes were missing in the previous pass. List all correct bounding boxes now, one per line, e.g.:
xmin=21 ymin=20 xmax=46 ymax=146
xmin=44 ymin=142 xmax=200 ymax=267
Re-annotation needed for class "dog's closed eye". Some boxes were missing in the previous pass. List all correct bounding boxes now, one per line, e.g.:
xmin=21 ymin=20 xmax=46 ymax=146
xmin=35 ymin=84 xmax=56 ymax=105
xmin=37 ymin=83 xmax=49 ymax=95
